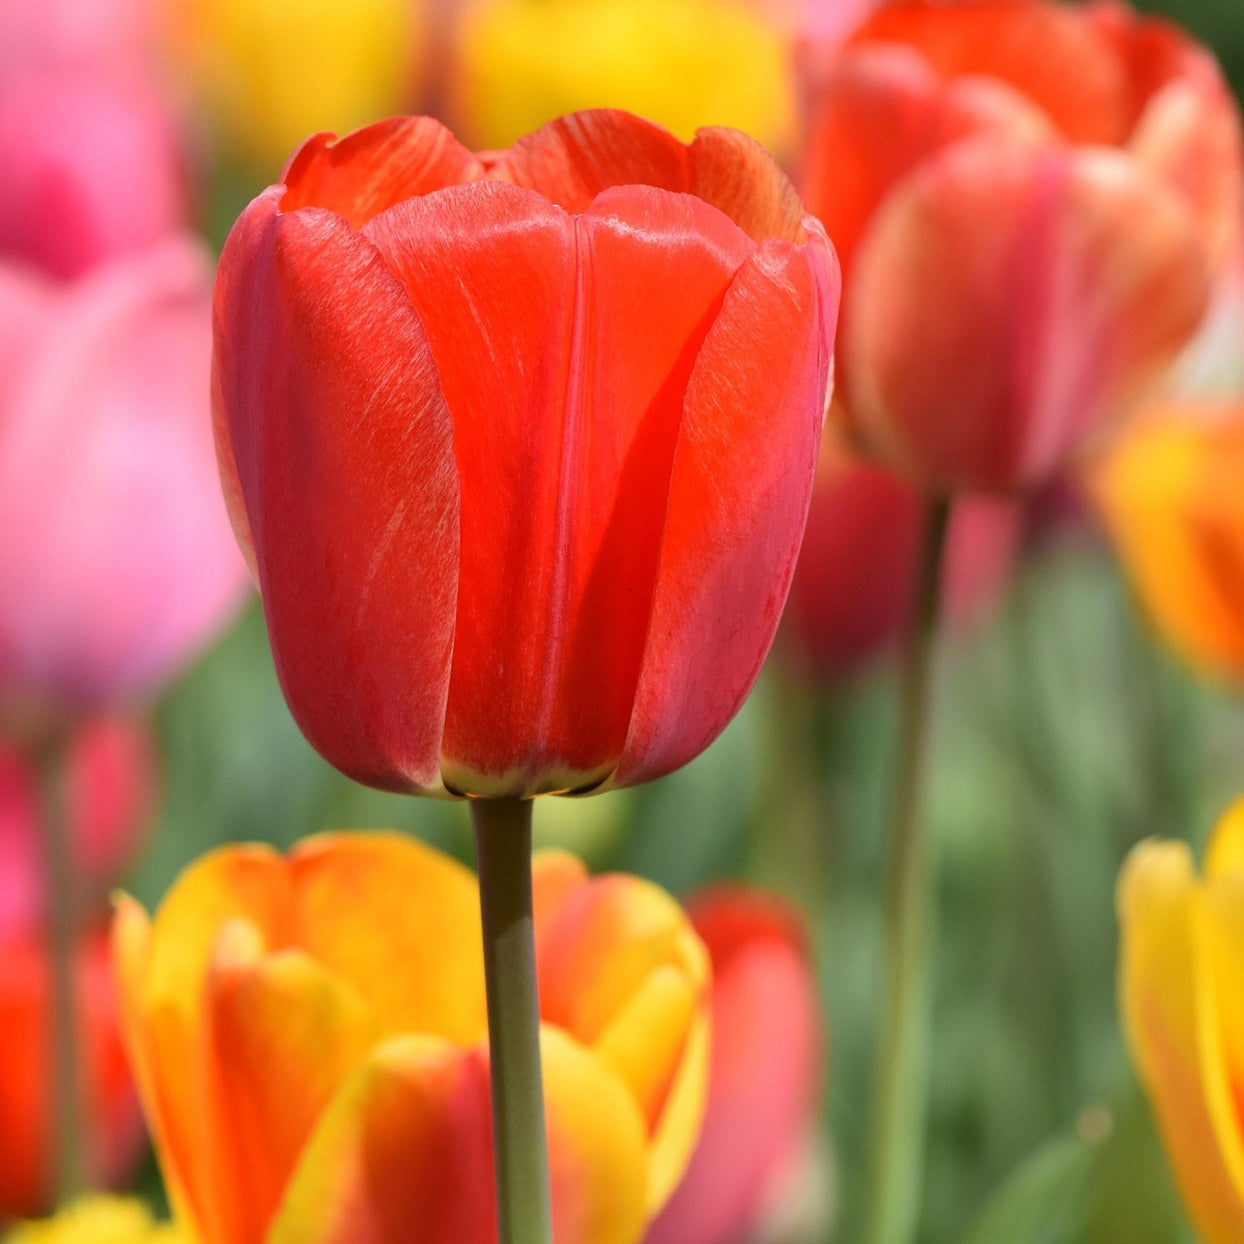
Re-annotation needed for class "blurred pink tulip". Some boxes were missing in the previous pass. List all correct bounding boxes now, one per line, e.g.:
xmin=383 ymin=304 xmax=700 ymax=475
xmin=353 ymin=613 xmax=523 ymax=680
xmin=0 ymin=238 xmax=249 ymax=726
xmin=782 ymin=430 xmax=1020 ymax=677
xmin=0 ymin=717 xmax=154 ymax=936
xmin=0 ymin=0 xmax=157 ymax=79
xmin=646 ymin=886 xmax=823 ymax=1244
xmin=0 ymin=69 xmax=187 ymax=279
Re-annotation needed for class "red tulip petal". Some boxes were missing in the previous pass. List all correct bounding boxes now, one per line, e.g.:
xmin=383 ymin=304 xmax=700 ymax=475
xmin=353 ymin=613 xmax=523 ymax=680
xmin=214 ymin=192 xmax=459 ymax=792
xmin=488 ymin=109 xmax=691 ymax=213
xmin=846 ymin=139 xmax=1210 ymax=493
xmin=686 ymin=127 xmax=807 ymax=244
xmin=801 ymin=44 xmax=1057 ymax=284
xmin=492 ymin=111 xmax=806 ymax=246
xmin=848 ymin=0 xmax=1129 ymax=144
xmin=615 ymin=226 xmax=837 ymax=785
xmin=280 ymin=117 xmax=484 ymax=228
xmin=365 ymin=181 xmax=753 ymax=794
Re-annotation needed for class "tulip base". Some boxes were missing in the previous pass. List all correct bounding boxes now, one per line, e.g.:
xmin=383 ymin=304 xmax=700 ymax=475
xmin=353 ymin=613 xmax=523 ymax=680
xmin=862 ymin=497 xmax=951 ymax=1244
xmin=471 ymin=798 xmax=554 ymax=1244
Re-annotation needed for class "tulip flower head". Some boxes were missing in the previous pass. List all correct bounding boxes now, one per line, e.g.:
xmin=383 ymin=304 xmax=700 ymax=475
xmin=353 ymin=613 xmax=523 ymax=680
xmin=213 ymin=109 xmax=839 ymax=798
xmin=800 ymin=0 xmax=1240 ymax=494
xmin=1119 ymin=799 xmax=1244 ymax=1243
xmin=1093 ymin=401 xmax=1244 ymax=683
xmin=114 ymin=834 xmax=710 ymax=1244
xmin=0 ymin=239 xmax=249 ymax=730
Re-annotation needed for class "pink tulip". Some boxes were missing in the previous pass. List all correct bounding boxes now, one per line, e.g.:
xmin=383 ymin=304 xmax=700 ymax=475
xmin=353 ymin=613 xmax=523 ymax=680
xmin=0 ymin=717 xmax=154 ymax=936
xmin=0 ymin=69 xmax=187 ymax=279
xmin=0 ymin=0 xmax=157 ymax=79
xmin=646 ymin=886 xmax=823 ymax=1244
xmin=0 ymin=238 xmax=249 ymax=725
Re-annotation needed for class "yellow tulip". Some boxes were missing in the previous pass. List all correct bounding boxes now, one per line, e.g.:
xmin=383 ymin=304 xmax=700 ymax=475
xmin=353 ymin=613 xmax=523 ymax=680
xmin=1119 ymin=799 xmax=1244 ymax=1242
xmin=450 ymin=0 xmax=794 ymax=155
xmin=113 ymin=833 xmax=709 ymax=1244
xmin=161 ymin=0 xmax=421 ymax=170
xmin=6 ymin=1196 xmax=188 ymax=1244
xmin=1093 ymin=402 xmax=1244 ymax=682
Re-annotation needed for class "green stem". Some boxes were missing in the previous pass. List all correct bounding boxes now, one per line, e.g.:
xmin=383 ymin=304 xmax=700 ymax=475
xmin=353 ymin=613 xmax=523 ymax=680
xmin=36 ymin=732 xmax=86 ymax=1208
xmin=863 ymin=496 xmax=951 ymax=1244
xmin=471 ymin=798 xmax=553 ymax=1244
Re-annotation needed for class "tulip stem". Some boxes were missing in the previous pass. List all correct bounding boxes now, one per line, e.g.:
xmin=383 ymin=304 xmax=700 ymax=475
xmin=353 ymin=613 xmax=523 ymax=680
xmin=471 ymin=798 xmax=553 ymax=1244
xmin=863 ymin=496 xmax=951 ymax=1244
xmin=35 ymin=732 xmax=87 ymax=1208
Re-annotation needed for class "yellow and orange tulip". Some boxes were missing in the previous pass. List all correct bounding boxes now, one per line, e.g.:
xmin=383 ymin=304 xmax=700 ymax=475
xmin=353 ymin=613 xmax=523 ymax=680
xmin=113 ymin=833 xmax=709 ymax=1244
xmin=1119 ymin=800 xmax=1244 ymax=1243
xmin=1093 ymin=402 xmax=1244 ymax=681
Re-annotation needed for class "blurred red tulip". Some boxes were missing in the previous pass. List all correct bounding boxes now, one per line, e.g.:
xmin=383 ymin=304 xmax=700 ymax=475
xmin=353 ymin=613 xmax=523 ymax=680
xmin=0 ymin=239 xmax=249 ymax=728
xmin=0 ymin=69 xmax=187 ymax=279
xmin=800 ymin=0 xmax=1239 ymax=493
xmin=783 ymin=430 xmax=1019 ymax=676
xmin=0 ymin=718 xmax=154 ymax=937
xmin=0 ymin=927 xmax=145 ymax=1221
xmin=646 ymin=886 xmax=823 ymax=1244
xmin=213 ymin=110 xmax=839 ymax=798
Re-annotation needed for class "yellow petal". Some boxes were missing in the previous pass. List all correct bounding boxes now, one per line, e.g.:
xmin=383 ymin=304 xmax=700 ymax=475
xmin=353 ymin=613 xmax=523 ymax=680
xmin=6 ymin=1196 xmax=189 ymax=1244
xmin=1119 ymin=838 xmax=1244 ymax=1242
xmin=1207 ymin=797 xmax=1244 ymax=881
xmin=452 ymin=0 xmax=794 ymax=154
xmin=164 ymin=0 xmax=421 ymax=169
xmin=288 ymin=832 xmax=487 ymax=1043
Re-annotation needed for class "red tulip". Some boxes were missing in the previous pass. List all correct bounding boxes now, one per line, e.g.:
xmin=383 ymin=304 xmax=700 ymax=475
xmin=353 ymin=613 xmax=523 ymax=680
xmin=782 ymin=428 xmax=1019 ymax=676
xmin=0 ymin=927 xmax=145 ymax=1220
xmin=799 ymin=0 xmax=1239 ymax=493
xmin=646 ymin=886 xmax=823 ymax=1244
xmin=0 ymin=239 xmax=249 ymax=726
xmin=213 ymin=109 xmax=839 ymax=797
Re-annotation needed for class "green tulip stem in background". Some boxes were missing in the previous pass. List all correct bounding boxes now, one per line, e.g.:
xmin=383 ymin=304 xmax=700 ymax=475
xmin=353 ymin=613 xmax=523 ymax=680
xmin=471 ymin=798 xmax=554 ymax=1244
xmin=863 ymin=496 xmax=952 ymax=1244
xmin=35 ymin=732 xmax=87 ymax=1208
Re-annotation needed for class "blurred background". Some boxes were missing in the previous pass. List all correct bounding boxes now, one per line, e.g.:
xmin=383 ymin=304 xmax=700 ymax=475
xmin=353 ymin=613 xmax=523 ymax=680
xmin=4 ymin=0 xmax=1244 ymax=1240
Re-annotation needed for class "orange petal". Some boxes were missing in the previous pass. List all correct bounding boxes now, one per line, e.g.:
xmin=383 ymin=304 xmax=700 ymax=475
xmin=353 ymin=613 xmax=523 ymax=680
xmin=114 ymin=848 xmax=291 ymax=1243
xmin=269 ymin=1027 xmax=650 ymax=1244
xmin=288 ymin=833 xmax=487 ymax=1043
xmin=1092 ymin=405 xmax=1244 ymax=680
xmin=267 ymin=1035 xmax=495 ymax=1244
xmin=201 ymin=928 xmax=379 ymax=1243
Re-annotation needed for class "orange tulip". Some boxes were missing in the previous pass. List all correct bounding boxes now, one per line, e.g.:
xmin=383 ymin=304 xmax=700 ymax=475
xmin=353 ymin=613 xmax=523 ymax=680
xmin=114 ymin=833 xmax=710 ymax=1244
xmin=1119 ymin=799 xmax=1244 ymax=1243
xmin=1092 ymin=400 xmax=1244 ymax=681
xmin=646 ymin=886 xmax=823 ymax=1244
xmin=212 ymin=109 xmax=838 ymax=798
xmin=799 ymin=0 xmax=1239 ymax=493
